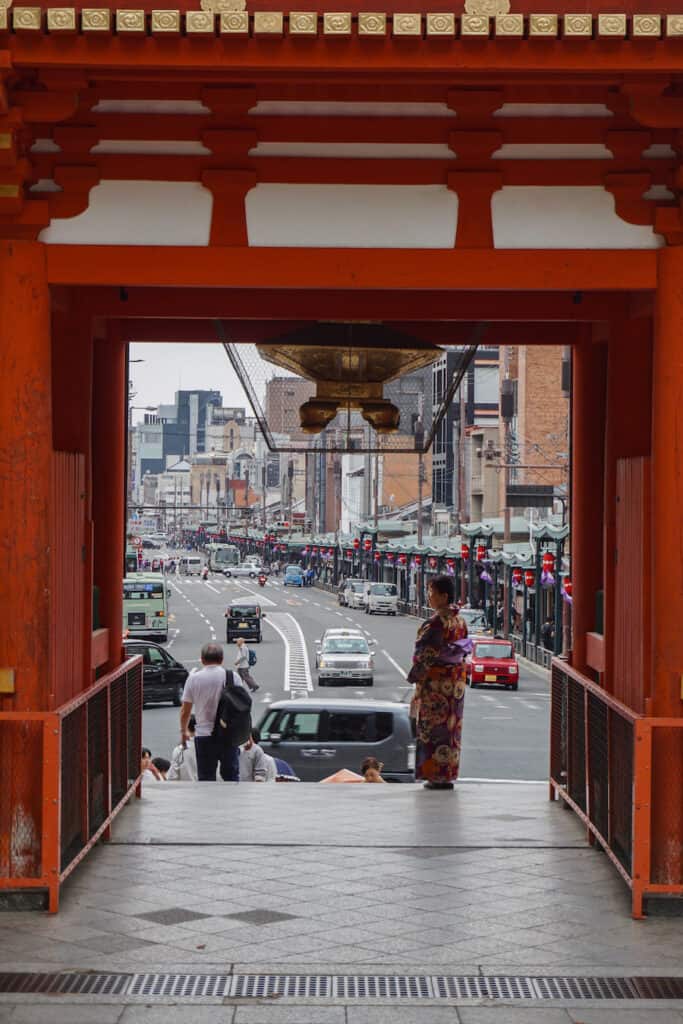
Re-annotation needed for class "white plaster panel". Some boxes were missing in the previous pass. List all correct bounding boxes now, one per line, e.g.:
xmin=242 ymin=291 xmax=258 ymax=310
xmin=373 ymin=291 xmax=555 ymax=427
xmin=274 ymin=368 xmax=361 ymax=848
xmin=495 ymin=103 xmax=613 ymax=118
xmin=31 ymin=138 xmax=61 ymax=152
xmin=493 ymin=143 xmax=612 ymax=159
xmin=92 ymin=99 xmax=210 ymax=114
xmin=250 ymin=100 xmax=454 ymax=118
xmin=245 ymin=183 xmax=458 ymax=247
xmin=249 ymin=141 xmax=455 ymax=159
xmin=92 ymin=140 xmax=211 ymax=155
xmin=492 ymin=186 xmax=663 ymax=249
xmin=39 ymin=180 xmax=212 ymax=245
xmin=642 ymin=143 xmax=677 ymax=158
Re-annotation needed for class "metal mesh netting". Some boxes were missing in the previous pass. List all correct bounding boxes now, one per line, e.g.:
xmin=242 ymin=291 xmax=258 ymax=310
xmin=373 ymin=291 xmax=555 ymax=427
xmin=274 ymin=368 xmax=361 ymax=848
xmin=87 ymin=690 xmax=107 ymax=838
xmin=587 ymin=692 xmax=609 ymax=842
xmin=61 ymin=705 xmax=86 ymax=872
xmin=220 ymin=330 xmax=480 ymax=454
xmin=126 ymin=662 xmax=143 ymax=786
xmin=568 ymin=678 xmax=587 ymax=813
xmin=110 ymin=676 xmax=128 ymax=807
xmin=609 ymin=712 xmax=634 ymax=876
xmin=550 ymin=663 xmax=567 ymax=787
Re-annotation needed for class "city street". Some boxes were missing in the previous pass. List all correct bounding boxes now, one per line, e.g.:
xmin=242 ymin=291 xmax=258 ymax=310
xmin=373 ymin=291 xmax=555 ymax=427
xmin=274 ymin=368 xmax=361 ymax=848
xmin=142 ymin=565 xmax=551 ymax=780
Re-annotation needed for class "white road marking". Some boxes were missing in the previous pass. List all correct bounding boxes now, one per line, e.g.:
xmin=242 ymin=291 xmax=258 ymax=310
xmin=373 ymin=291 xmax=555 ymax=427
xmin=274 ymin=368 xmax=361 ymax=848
xmin=335 ymin=611 xmax=344 ymax=618
xmin=382 ymin=650 xmax=407 ymax=679
xmin=233 ymin=580 xmax=278 ymax=607
xmin=480 ymin=695 xmax=496 ymax=702
xmin=264 ymin=612 xmax=313 ymax=697
xmin=523 ymin=703 xmax=541 ymax=711
xmin=481 ymin=716 xmax=513 ymax=721
xmin=204 ymin=582 xmax=221 ymax=594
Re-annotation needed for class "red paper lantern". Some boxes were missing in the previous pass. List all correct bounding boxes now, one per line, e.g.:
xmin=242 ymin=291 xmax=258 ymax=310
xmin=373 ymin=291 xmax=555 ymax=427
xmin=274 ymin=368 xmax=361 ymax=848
xmin=398 ymin=553 xmax=407 ymax=565
xmin=302 ymin=546 xmax=309 ymax=555
xmin=429 ymin=557 xmax=438 ymax=569
xmin=414 ymin=554 xmax=422 ymax=566
xmin=476 ymin=544 xmax=486 ymax=562
xmin=542 ymin=551 xmax=555 ymax=572
xmin=563 ymin=575 xmax=572 ymax=596
xmin=461 ymin=543 xmax=470 ymax=561
xmin=353 ymin=538 xmax=360 ymax=550
xmin=364 ymin=538 xmax=372 ymax=551
xmin=524 ymin=569 xmax=535 ymax=588
xmin=511 ymin=567 xmax=523 ymax=586
xmin=386 ymin=552 xmax=394 ymax=562
xmin=346 ymin=549 xmax=353 ymax=558
xmin=374 ymin=551 xmax=381 ymax=561
xmin=312 ymin=546 xmax=318 ymax=554
xmin=446 ymin=558 xmax=455 ymax=567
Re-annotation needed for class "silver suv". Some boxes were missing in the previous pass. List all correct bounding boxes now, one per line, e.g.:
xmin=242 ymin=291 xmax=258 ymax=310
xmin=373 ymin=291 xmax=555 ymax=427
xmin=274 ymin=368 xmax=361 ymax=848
xmin=256 ymin=698 xmax=416 ymax=783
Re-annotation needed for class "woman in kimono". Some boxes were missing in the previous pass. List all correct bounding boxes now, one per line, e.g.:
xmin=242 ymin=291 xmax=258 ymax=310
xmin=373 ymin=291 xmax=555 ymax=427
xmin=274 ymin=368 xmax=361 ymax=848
xmin=408 ymin=574 xmax=471 ymax=790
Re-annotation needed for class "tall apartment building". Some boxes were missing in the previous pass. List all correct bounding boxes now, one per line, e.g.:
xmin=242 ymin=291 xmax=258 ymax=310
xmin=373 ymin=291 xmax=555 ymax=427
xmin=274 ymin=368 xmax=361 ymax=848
xmin=431 ymin=347 xmax=500 ymax=527
xmin=157 ymin=389 xmax=223 ymax=463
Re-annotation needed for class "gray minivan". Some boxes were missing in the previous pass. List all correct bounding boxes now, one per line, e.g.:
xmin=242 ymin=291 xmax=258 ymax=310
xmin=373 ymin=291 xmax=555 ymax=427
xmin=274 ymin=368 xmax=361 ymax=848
xmin=256 ymin=698 xmax=415 ymax=782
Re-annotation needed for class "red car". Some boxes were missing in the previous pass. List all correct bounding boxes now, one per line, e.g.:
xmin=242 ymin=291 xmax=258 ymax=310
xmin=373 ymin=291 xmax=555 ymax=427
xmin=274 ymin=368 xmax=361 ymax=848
xmin=467 ymin=639 xmax=519 ymax=690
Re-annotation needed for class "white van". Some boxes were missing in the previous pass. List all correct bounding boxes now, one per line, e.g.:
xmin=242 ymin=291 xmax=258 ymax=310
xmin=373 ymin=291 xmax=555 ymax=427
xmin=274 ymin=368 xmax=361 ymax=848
xmin=366 ymin=582 xmax=398 ymax=615
xmin=179 ymin=556 xmax=202 ymax=576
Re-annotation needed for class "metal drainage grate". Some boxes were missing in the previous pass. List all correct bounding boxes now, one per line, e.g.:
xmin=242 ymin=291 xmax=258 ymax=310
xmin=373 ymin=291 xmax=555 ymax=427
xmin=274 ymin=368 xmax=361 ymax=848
xmin=1 ymin=973 xmax=683 ymax=1000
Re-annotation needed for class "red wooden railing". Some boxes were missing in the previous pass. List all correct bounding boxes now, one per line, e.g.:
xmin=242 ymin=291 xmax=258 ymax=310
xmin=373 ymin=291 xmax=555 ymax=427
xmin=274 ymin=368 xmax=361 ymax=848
xmin=0 ymin=656 xmax=142 ymax=913
xmin=551 ymin=658 xmax=683 ymax=918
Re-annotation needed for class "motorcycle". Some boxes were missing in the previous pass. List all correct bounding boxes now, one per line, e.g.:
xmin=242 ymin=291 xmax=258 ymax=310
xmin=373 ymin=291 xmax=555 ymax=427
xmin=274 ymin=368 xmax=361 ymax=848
xmin=257 ymin=574 xmax=267 ymax=587
xmin=201 ymin=567 xmax=209 ymax=580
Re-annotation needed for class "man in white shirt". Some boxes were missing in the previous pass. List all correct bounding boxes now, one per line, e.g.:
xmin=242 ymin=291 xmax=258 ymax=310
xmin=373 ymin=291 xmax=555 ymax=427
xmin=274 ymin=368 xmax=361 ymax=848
xmin=179 ymin=643 xmax=240 ymax=782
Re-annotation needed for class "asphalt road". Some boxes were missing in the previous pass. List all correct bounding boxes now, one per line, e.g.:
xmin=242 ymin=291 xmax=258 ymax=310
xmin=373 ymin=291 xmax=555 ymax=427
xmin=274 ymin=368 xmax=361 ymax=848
xmin=141 ymin=560 xmax=551 ymax=781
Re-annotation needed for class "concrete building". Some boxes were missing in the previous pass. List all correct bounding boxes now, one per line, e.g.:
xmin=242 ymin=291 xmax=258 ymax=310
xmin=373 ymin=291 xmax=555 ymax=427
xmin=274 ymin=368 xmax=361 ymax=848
xmin=157 ymin=389 xmax=223 ymax=463
xmin=264 ymin=376 xmax=315 ymax=439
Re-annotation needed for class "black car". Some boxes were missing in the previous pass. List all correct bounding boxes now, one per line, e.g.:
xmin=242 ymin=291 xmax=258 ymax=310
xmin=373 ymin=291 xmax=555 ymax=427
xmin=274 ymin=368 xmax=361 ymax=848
xmin=123 ymin=639 xmax=188 ymax=707
xmin=225 ymin=601 xmax=265 ymax=643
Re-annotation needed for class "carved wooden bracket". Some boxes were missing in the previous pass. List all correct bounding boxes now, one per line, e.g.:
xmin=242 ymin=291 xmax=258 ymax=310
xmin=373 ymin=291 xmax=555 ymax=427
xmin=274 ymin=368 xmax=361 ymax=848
xmin=201 ymin=168 xmax=257 ymax=245
xmin=448 ymin=170 xmax=504 ymax=248
xmin=622 ymin=81 xmax=683 ymax=129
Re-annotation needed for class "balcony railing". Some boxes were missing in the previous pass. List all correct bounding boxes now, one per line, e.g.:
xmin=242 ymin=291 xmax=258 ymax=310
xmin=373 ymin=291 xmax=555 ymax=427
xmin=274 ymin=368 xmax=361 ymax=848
xmin=550 ymin=658 xmax=683 ymax=918
xmin=0 ymin=656 xmax=142 ymax=912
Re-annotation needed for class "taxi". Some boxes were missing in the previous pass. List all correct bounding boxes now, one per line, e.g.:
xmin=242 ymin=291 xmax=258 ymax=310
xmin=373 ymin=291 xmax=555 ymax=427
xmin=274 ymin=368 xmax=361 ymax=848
xmin=466 ymin=639 xmax=519 ymax=690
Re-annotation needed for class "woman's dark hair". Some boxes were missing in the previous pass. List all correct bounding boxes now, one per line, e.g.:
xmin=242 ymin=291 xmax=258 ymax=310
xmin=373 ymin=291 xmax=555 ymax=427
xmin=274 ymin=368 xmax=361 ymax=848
xmin=152 ymin=756 xmax=171 ymax=773
xmin=428 ymin=574 xmax=456 ymax=604
xmin=361 ymin=756 xmax=382 ymax=775
xmin=141 ymin=747 xmax=152 ymax=758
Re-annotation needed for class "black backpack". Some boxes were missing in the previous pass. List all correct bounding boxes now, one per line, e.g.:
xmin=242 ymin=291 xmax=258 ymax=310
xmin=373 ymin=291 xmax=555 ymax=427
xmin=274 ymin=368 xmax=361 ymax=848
xmin=212 ymin=670 xmax=252 ymax=746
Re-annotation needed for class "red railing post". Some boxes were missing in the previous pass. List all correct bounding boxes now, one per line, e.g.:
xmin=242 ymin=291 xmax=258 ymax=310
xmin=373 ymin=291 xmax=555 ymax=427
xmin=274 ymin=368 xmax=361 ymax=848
xmin=632 ymin=719 xmax=653 ymax=919
xmin=42 ymin=714 xmax=61 ymax=914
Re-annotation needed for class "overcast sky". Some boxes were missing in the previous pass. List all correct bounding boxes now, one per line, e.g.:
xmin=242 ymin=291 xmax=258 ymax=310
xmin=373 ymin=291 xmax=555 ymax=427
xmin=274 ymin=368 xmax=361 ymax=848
xmin=129 ymin=343 xmax=250 ymax=422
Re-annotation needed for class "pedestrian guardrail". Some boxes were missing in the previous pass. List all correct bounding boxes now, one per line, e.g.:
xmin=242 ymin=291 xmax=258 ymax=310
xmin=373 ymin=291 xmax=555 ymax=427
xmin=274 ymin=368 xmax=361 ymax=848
xmin=550 ymin=658 xmax=683 ymax=918
xmin=0 ymin=656 xmax=142 ymax=913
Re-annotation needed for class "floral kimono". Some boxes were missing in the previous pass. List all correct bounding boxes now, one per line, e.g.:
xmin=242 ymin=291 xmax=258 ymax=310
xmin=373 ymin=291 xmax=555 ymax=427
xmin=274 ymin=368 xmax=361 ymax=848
xmin=408 ymin=605 xmax=471 ymax=783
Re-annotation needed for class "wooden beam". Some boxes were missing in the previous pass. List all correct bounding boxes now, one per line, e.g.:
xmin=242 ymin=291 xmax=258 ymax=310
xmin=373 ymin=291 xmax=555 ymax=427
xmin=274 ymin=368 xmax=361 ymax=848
xmin=77 ymin=286 xmax=630 ymax=322
xmin=116 ymin=317 xmax=580 ymax=345
xmin=46 ymin=245 xmax=657 ymax=291
xmin=10 ymin=37 xmax=683 ymax=76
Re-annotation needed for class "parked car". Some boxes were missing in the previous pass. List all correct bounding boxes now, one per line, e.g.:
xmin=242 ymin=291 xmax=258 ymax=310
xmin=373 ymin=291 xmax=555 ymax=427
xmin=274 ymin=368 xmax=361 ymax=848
xmin=283 ymin=565 xmax=304 ymax=587
xmin=343 ymin=580 xmax=367 ymax=609
xmin=224 ymin=564 xmax=263 ymax=578
xmin=123 ymin=638 xmax=188 ymax=707
xmin=256 ymin=698 xmax=415 ymax=782
xmin=466 ymin=638 xmax=519 ymax=690
xmin=365 ymin=582 xmax=398 ymax=615
xmin=225 ymin=600 xmax=265 ymax=642
xmin=315 ymin=633 xmax=374 ymax=686
xmin=458 ymin=607 xmax=492 ymax=637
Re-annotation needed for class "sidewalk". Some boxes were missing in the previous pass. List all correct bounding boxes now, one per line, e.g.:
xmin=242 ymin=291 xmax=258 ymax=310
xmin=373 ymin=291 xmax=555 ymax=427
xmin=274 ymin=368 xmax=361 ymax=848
xmin=1 ymin=782 xmax=683 ymax=1022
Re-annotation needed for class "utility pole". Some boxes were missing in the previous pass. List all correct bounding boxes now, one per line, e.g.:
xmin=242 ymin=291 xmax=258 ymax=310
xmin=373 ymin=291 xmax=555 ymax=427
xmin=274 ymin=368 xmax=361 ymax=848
xmin=373 ymin=453 xmax=379 ymax=528
xmin=501 ymin=376 xmax=514 ymax=637
xmin=261 ymin=462 xmax=267 ymax=529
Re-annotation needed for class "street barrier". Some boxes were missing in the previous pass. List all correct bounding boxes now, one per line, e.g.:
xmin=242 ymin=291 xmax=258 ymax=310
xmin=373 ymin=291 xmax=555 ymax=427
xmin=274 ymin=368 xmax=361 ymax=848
xmin=550 ymin=658 xmax=683 ymax=918
xmin=0 ymin=656 xmax=142 ymax=912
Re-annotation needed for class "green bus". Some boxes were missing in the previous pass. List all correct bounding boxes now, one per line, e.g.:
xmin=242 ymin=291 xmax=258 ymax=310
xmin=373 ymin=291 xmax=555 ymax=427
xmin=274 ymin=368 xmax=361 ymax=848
xmin=123 ymin=573 xmax=169 ymax=642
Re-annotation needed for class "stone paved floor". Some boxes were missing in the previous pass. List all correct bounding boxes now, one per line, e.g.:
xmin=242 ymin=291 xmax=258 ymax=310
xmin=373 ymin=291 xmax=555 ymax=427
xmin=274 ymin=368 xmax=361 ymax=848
xmin=1 ymin=783 xmax=683 ymax=1022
